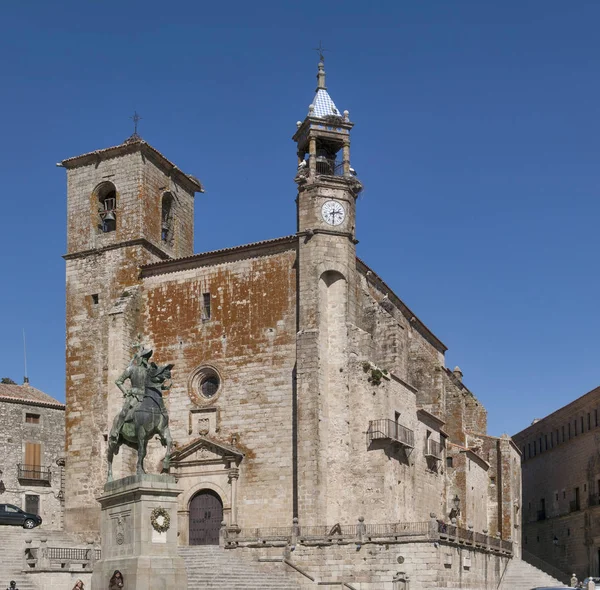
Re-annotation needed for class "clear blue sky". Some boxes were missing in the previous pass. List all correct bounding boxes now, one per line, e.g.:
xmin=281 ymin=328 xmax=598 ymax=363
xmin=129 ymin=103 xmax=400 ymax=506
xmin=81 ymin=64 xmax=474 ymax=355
xmin=1 ymin=1 xmax=599 ymax=437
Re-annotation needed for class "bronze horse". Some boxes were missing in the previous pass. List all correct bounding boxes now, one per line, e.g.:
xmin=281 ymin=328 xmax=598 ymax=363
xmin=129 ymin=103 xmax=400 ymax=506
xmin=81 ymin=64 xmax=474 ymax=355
xmin=107 ymin=362 xmax=174 ymax=481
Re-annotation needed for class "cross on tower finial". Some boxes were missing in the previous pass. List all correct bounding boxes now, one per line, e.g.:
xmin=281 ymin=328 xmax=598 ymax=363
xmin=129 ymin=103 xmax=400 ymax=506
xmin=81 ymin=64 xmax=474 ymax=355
xmin=313 ymin=41 xmax=328 ymax=63
xmin=131 ymin=111 xmax=142 ymax=135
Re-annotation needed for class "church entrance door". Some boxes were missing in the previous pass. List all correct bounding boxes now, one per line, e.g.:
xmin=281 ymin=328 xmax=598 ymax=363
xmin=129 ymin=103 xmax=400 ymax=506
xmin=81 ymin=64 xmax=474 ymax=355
xmin=189 ymin=490 xmax=223 ymax=545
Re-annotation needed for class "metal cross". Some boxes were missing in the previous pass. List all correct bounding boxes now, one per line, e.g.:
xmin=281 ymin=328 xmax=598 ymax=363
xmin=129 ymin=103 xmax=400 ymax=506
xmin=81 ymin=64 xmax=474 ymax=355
xmin=313 ymin=41 xmax=328 ymax=62
xmin=130 ymin=111 xmax=142 ymax=135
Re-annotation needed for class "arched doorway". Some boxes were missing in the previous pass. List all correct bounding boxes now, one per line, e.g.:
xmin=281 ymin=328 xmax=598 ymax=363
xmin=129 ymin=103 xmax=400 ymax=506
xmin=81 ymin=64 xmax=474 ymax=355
xmin=189 ymin=490 xmax=223 ymax=545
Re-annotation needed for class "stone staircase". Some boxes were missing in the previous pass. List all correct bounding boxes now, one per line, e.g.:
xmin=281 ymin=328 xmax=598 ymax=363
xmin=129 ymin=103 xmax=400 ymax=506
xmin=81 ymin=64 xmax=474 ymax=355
xmin=0 ymin=526 xmax=90 ymax=590
xmin=498 ymin=558 xmax=567 ymax=590
xmin=179 ymin=545 xmax=302 ymax=589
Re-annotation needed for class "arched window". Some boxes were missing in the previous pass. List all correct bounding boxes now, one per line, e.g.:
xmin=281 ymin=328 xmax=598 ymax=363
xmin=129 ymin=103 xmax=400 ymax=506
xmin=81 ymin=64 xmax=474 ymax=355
xmin=96 ymin=182 xmax=117 ymax=233
xmin=161 ymin=193 xmax=174 ymax=244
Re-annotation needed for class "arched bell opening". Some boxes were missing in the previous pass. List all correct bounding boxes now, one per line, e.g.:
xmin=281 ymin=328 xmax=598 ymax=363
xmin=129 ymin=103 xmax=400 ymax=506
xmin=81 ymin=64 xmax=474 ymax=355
xmin=188 ymin=489 xmax=223 ymax=545
xmin=94 ymin=181 xmax=117 ymax=233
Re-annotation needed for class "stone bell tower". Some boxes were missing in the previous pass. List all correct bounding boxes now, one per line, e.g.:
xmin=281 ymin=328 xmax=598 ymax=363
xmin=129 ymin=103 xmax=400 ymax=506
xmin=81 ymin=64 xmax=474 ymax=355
xmin=59 ymin=132 xmax=203 ymax=532
xmin=293 ymin=59 xmax=363 ymax=525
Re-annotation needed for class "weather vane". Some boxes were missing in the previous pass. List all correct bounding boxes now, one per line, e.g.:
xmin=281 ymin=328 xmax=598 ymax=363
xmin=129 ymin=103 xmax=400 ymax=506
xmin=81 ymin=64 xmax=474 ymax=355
xmin=130 ymin=111 xmax=142 ymax=136
xmin=313 ymin=41 xmax=328 ymax=63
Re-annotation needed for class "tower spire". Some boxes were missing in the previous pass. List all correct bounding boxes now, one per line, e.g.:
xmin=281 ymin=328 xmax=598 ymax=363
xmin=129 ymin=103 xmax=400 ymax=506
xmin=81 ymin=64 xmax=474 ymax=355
xmin=316 ymin=61 xmax=326 ymax=91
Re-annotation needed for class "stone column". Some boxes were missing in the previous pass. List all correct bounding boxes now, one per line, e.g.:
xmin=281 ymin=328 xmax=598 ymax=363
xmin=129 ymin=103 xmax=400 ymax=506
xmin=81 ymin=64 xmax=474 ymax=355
xmin=309 ymin=136 xmax=316 ymax=176
xmin=229 ymin=467 xmax=239 ymax=527
xmin=342 ymin=141 xmax=350 ymax=175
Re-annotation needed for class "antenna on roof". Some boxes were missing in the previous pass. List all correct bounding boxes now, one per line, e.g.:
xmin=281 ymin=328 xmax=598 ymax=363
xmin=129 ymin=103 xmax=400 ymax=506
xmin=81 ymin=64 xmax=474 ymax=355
xmin=23 ymin=329 xmax=29 ymax=384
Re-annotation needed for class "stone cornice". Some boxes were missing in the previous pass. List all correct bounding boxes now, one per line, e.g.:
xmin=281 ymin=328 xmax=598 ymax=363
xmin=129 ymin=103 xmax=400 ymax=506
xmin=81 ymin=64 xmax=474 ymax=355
xmin=63 ymin=238 xmax=171 ymax=262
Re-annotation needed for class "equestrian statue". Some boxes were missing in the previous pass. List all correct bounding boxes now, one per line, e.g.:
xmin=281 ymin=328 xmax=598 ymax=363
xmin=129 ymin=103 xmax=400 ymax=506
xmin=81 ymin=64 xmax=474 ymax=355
xmin=107 ymin=343 xmax=174 ymax=481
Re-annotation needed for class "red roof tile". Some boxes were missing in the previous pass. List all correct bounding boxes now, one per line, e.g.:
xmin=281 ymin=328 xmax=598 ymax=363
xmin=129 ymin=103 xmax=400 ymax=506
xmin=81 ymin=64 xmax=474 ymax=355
xmin=0 ymin=383 xmax=64 ymax=408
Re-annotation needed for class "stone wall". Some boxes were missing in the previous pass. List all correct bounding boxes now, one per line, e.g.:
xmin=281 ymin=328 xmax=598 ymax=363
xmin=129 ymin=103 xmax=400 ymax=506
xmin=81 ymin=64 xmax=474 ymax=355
xmin=142 ymin=247 xmax=298 ymax=529
xmin=237 ymin=542 xmax=509 ymax=590
xmin=514 ymin=387 xmax=600 ymax=579
xmin=0 ymin=399 xmax=65 ymax=529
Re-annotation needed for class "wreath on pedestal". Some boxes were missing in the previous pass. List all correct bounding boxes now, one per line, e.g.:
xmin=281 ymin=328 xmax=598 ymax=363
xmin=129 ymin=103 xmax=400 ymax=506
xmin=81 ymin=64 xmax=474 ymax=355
xmin=150 ymin=507 xmax=171 ymax=533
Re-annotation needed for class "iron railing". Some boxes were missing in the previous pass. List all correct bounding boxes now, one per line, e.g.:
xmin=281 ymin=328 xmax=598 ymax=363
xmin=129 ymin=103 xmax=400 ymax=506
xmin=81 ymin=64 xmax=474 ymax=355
xmin=315 ymin=157 xmax=344 ymax=177
xmin=17 ymin=464 xmax=51 ymax=483
xmin=425 ymin=439 xmax=443 ymax=460
xmin=367 ymin=419 xmax=415 ymax=448
xmin=226 ymin=519 xmax=513 ymax=555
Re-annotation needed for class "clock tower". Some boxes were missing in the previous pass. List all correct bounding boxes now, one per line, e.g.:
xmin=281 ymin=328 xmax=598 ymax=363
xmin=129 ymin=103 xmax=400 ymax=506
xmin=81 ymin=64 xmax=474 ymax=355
xmin=293 ymin=58 xmax=363 ymax=525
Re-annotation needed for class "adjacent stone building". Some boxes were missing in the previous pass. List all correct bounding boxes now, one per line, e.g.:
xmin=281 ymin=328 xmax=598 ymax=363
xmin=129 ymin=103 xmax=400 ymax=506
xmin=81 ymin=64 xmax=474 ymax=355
xmin=58 ymin=59 xmax=521 ymax=588
xmin=0 ymin=380 xmax=65 ymax=529
xmin=513 ymin=385 xmax=600 ymax=581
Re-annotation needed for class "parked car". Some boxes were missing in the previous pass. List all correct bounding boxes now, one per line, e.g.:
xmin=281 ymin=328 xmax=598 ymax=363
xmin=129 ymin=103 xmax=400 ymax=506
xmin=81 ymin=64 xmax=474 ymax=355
xmin=0 ymin=503 xmax=42 ymax=529
xmin=583 ymin=578 xmax=600 ymax=587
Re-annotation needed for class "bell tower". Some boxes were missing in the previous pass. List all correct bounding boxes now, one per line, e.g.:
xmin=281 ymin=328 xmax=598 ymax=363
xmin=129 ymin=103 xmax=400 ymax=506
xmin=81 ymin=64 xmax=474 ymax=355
xmin=293 ymin=59 xmax=363 ymax=525
xmin=59 ymin=133 xmax=203 ymax=532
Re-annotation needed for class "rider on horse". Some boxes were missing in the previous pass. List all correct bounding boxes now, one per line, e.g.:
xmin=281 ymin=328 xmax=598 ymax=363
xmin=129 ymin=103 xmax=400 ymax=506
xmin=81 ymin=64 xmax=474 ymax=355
xmin=110 ymin=346 xmax=153 ymax=443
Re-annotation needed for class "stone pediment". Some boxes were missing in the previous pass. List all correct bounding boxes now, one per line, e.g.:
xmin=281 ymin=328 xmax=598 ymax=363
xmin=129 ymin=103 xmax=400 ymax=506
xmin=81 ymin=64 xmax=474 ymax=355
xmin=170 ymin=436 xmax=244 ymax=467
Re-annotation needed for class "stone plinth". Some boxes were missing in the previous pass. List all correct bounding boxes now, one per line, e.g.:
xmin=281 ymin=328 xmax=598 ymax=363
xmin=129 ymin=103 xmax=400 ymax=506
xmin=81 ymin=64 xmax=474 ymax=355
xmin=91 ymin=474 xmax=187 ymax=590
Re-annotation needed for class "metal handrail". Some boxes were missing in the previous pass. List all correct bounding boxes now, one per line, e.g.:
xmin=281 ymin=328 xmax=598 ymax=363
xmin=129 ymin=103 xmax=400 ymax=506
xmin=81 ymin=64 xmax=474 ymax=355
xmin=367 ymin=419 xmax=415 ymax=448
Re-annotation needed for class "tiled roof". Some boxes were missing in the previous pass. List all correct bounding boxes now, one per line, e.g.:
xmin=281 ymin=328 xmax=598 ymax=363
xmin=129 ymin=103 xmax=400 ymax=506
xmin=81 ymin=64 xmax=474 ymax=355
xmin=140 ymin=235 xmax=297 ymax=275
xmin=0 ymin=382 xmax=64 ymax=408
xmin=60 ymin=138 xmax=204 ymax=193
xmin=310 ymin=88 xmax=341 ymax=118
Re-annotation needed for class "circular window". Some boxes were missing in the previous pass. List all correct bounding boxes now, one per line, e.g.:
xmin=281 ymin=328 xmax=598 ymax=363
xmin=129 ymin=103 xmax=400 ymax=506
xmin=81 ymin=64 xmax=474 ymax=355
xmin=201 ymin=375 xmax=220 ymax=398
xmin=188 ymin=364 xmax=223 ymax=406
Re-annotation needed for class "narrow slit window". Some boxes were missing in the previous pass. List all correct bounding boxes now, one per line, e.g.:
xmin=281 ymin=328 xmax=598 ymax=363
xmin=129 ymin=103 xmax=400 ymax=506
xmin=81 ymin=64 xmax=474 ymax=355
xmin=92 ymin=294 xmax=99 ymax=305
xmin=202 ymin=293 xmax=211 ymax=320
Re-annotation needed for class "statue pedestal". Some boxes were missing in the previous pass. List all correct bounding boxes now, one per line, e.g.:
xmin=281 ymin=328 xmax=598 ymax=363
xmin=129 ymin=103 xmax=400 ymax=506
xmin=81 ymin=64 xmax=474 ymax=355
xmin=91 ymin=474 xmax=187 ymax=590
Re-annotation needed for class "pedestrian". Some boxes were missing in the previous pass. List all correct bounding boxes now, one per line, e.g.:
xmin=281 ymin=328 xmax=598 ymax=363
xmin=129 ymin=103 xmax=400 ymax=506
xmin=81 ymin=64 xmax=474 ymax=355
xmin=587 ymin=578 xmax=596 ymax=590
xmin=72 ymin=580 xmax=85 ymax=590
xmin=108 ymin=570 xmax=124 ymax=590
xmin=572 ymin=573 xmax=579 ymax=588
xmin=6 ymin=582 xmax=18 ymax=590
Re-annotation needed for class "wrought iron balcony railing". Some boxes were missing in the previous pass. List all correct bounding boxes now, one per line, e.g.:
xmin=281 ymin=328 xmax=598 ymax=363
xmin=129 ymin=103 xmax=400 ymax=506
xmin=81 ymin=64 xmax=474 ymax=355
xmin=367 ymin=419 xmax=414 ymax=448
xmin=425 ymin=439 xmax=443 ymax=460
xmin=18 ymin=464 xmax=51 ymax=483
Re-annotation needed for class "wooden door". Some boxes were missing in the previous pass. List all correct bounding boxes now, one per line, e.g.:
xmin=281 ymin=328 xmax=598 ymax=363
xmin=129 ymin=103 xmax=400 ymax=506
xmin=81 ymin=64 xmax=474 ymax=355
xmin=24 ymin=442 xmax=41 ymax=478
xmin=189 ymin=491 xmax=223 ymax=545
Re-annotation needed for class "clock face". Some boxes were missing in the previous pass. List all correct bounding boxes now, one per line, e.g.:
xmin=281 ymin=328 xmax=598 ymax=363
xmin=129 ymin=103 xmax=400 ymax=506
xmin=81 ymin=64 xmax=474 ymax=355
xmin=321 ymin=200 xmax=346 ymax=226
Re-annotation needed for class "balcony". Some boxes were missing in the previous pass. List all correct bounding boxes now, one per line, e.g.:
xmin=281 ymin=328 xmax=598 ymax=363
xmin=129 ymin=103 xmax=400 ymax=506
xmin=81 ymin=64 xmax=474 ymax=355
xmin=425 ymin=439 xmax=443 ymax=460
xmin=368 ymin=419 xmax=414 ymax=449
xmin=18 ymin=464 xmax=51 ymax=485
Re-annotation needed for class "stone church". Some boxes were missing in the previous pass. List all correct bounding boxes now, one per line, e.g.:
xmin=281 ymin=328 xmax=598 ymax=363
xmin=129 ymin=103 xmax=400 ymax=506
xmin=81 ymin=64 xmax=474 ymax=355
xmin=58 ymin=60 xmax=522 ymax=587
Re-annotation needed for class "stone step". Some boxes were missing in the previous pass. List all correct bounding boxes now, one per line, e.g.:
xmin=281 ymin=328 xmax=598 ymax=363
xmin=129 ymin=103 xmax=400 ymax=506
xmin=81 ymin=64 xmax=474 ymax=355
xmin=179 ymin=546 xmax=301 ymax=590
xmin=498 ymin=558 xmax=566 ymax=590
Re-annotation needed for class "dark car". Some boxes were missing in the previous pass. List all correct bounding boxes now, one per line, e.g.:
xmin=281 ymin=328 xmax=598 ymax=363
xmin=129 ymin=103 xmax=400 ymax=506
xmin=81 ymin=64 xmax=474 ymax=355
xmin=0 ymin=503 xmax=42 ymax=529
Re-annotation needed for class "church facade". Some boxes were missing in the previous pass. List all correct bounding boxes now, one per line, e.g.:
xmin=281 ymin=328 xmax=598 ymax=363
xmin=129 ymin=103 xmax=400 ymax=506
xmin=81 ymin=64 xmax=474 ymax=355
xmin=59 ymin=60 xmax=521 ymax=587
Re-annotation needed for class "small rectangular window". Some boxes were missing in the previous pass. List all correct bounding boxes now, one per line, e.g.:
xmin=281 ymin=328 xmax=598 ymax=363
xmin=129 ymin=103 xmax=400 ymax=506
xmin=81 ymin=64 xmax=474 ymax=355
xmin=25 ymin=413 xmax=40 ymax=424
xmin=555 ymin=493 xmax=558 ymax=501
xmin=91 ymin=294 xmax=99 ymax=305
xmin=545 ymin=434 xmax=548 ymax=450
xmin=568 ymin=423 xmax=571 ymax=439
xmin=202 ymin=293 xmax=211 ymax=320
xmin=581 ymin=416 xmax=584 ymax=433
xmin=588 ymin=413 xmax=591 ymax=430
xmin=562 ymin=425 xmax=565 ymax=442
xmin=446 ymin=456 xmax=453 ymax=468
